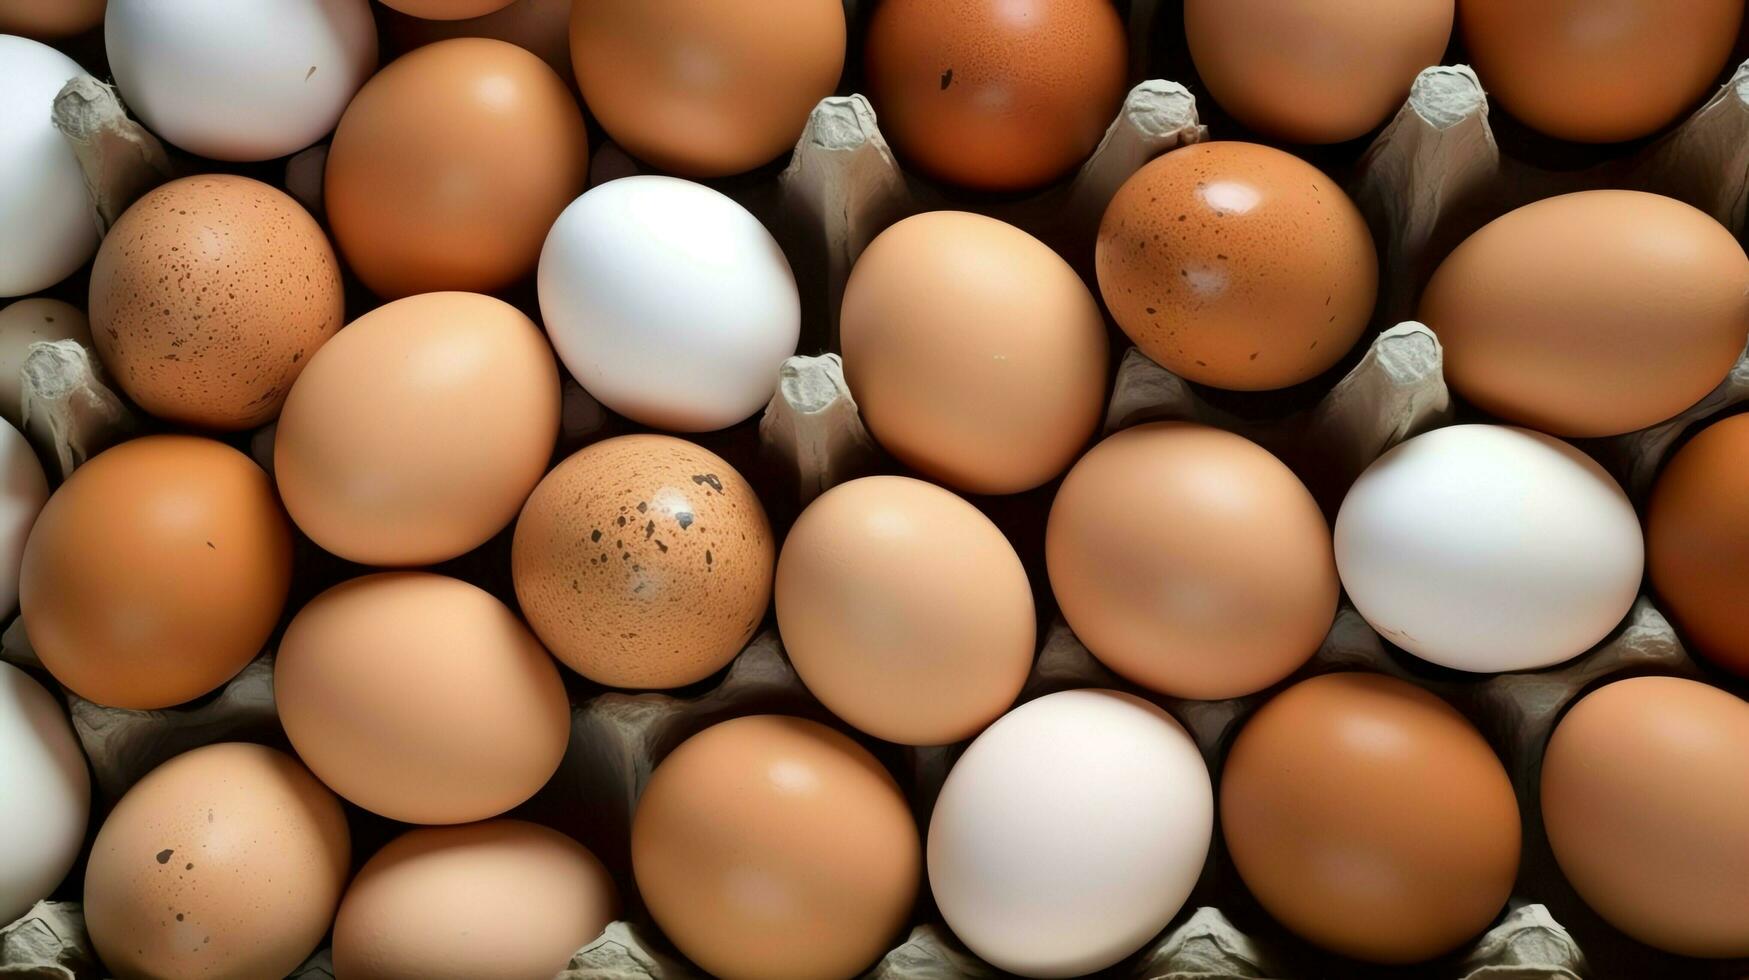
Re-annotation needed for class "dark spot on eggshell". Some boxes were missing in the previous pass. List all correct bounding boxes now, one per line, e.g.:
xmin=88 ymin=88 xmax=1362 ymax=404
xmin=155 ymin=849 xmax=173 ymax=865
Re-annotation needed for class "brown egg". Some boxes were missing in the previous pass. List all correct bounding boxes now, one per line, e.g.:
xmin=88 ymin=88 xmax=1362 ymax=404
xmin=632 ymin=715 xmax=920 ymax=980
xmin=775 ymin=476 xmax=1033 ymax=746
xmin=333 ymin=820 xmax=618 ymax=980
xmin=0 ymin=0 xmax=104 ymax=38
xmin=20 ymin=436 xmax=291 ymax=710
xmin=273 ymin=292 xmax=560 ymax=567
xmin=324 ymin=38 xmax=588 ymax=299
xmin=1649 ymin=415 xmax=1749 ymax=678
xmin=512 ymin=434 xmax=774 ymax=689
xmin=840 ymin=211 xmax=1109 ymax=495
xmin=1542 ymin=676 xmax=1749 ymax=957
xmin=276 ymin=572 xmax=571 ymax=825
xmin=83 ymin=742 xmax=350 ymax=980
xmin=1184 ymin=0 xmax=1453 ymax=143
xmin=380 ymin=0 xmax=516 ymax=19
xmin=88 ymin=175 xmax=343 ymax=430
xmin=1420 ymin=190 xmax=1749 ymax=438
xmin=1221 ymin=672 xmax=1521 ymax=964
xmin=1095 ymin=141 xmax=1378 ymax=390
xmin=1460 ymin=0 xmax=1742 ymax=143
xmin=569 ymin=0 xmax=845 ymax=178
xmin=383 ymin=0 xmax=572 ymax=80
xmin=1046 ymin=422 xmax=1337 ymax=699
xmin=864 ymin=0 xmax=1127 ymax=192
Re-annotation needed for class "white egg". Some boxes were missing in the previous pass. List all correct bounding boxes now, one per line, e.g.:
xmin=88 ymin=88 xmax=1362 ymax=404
xmin=0 ymin=660 xmax=90 ymax=926
xmin=0 ymin=35 xmax=98 ymax=298
xmin=0 ymin=416 xmax=47 ymax=615
xmin=537 ymin=175 xmax=800 ymax=432
xmin=0 ymin=298 xmax=90 ymax=426
xmin=927 ymin=689 xmax=1213 ymax=978
xmin=106 ymin=0 xmax=377 ymax=162
xmin=1335 ymin=424 xmax=1644 ymax=673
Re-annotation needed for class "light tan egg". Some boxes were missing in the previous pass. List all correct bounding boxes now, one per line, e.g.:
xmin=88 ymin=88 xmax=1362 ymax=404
xmin=0 ymin=297 xmax=90 ymax=424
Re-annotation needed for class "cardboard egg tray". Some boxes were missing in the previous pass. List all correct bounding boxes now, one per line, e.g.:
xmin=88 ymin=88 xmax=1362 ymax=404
xmin=6 ymin=5 xmax=1749 ymax=978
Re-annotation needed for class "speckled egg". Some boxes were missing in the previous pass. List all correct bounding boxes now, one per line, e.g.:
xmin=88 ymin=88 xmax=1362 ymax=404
xmin=89 ymin=174 xmax=343 ymax=431
xmin=512 ymin=434 xmax=774 ymax=690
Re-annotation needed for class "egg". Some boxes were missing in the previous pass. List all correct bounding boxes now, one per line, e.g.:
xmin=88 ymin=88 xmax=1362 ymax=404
xmin=1460 ymin=0 xmax=1743 ymax=143
xmin=0 ymin=36 xmax=98 ymax=298
xmin=20 ymin=435 xmax=292 ymax=709
xmin=1420 ymin=190 xmax=1749 ymax=438
xmin=1648 ymin=415 xmax=1749 ymax=678
xmin=0 ymin=298 xmax=92 ymax=425
xmin=538 ymin=176 xmax=800 ymax=432
xmin=1541 ymin=676 xmax=1749 ymax=958
xmin=0 ymin=416 xmax=47 ymax=615
xmin=1335 ymin=424 xmax=1643 ymax=673
xmin=382 ymin=0 xmax=572 ymax=80
xmin=928 ymin=689 xmax=1212 ymax=977
xmin=1095 ymin=141 xmax=1378 ymax=390
xmin=569 ymin=0 xmax=845 ymax=177
xmin=1184 ymin=0 xmax=1453 ymax=143
xmin=83 ymin=742 xmax=349 ymax=980
xmin=0 ymin=0 xmax=105 ymax=38
xmin=1046 ymin=422 xmax=1338 ymax=699
xmin=382 ymin=0 xmax=516 ymax=18
xmin=775 ymin=476 xmax=1033 ymax=746
xmin=88 ymin=175 xmax=344 ymax=431
xmin=332 ymin=820 xmax=618 ymax=980
xmin=325 ymin=37 xmax=588 ymax=299
xmin=633 ymin=715 xmax=919 ymax=980
xmin=864 ymin=0 xmax=1128 ymax=192
xmin=274 ymin=292 xmax=560 ymax=567
xmin=106 ymin=0 xmax=377 ymax=161
xmin=512 ymin=434 xmax=774 ymax=689
xmin=0 ymin=662 xmax=89 ymax=926
xmin=1222 ymin=672 xmax=1520 ymax=964
xmin=275 ymin=573 xmax=571 ymax=825
xmin=839 ymin=212 xmax=1108 ymax=495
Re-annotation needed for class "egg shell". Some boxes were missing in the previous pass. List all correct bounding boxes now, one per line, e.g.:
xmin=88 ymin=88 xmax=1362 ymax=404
xmin=273 ymin=291 xmax=560 ymax=567
xmin=1648 ymin=414 xmax=1749 ymax=678
xmin=381 ymin=0 xmax=572 ymax=80
xmin=0 ymin=35 xmax=99 ymax=298
xmin=1541 ymin=676 xmax=1749 ymax=958
xmin=0 ymin=0 xmax=105 ymax=38
xmin=537 ymin=176 xmax=800 ymax=432
xmin=105 ymin=0 xmax=377 ymax=162
xmin=0 ymin=297 xmax=92 ymax=425
xmin=569 ymin=0 xmax=845 ymax=178
xmin=1419 ymin=190 xmax=1749 ymax=438
xmin=839 ymin=211 xmax=1109 ymax=495
xmin=381 ymin=0 xmax=516 ymax=19
xmin=927 ymin=689 xmax=1213 ymax=978
xmin=1184 ymin=0 xmax=1453 ymax=144
xmin=275 ymin=572 xmax=572 ymax=825
xmin=512 ymin=434 xmax=774 ymax=690
xmin=89 ymin=175 xmax=345 ymax=431
xmin=0 ymin=662 xmax=89 ymax=926
xmin=332 ymin=820 xmax=618 ymax=980
xmin=1095 ymin=141 xmax=1378 ymax=390
xmin=325 ymin=37 xmax=588 ymax=300
xmin=864 ymin=0 xmax=1128 ymax=192
xmin=632 ymin=715 xmax=920 ymax=980
xmin=1046 ymin=422 xmax=1338 ymax=699
xmin=20 ymin=435 xmax=292 ymax=710
xmin=0 ymin=415 xmax=48 ymax=614
xmin=83 ymin=742 xmax=349 ymax=980
xmin=1221 ymin=672 xmax=1521 ymax=964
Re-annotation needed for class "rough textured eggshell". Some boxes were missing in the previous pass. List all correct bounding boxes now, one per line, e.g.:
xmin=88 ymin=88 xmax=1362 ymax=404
xmin=0 ymin=0 xmax=105 ymax=38
xmin=0 ymin=36 xmax=99 ymax=298
xmin=381 ymin=0 xmax=516 ymax=19
xmin=0 ymin=661 xmax=89 ymax=927
xmin=0 ymin=298 xmax=92 ymax=425
xmin=1648 ymin=415 xmax=1749 ymax=679
xmin=0 ymin=415 xmax=48 ymax=615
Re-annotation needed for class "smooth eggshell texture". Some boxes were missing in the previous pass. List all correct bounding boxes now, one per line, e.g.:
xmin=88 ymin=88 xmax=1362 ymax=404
xmin=381 ymin=0 xmax=516 ymax=19
xmin=0 ymin=297 xmax=92 ymax=425
xmin=83 ymin=743 xmax=350 ymax=980
xmin=840 ymin=211 xmax=1108 ymax=495
xmin=512 ymin=434 xmax=774 ymax=689
xmin=1184 ymin=0 xmax=1453 ymax=143
xmin=633 ymin=715 xmax=919 ymax=980
xmin=325 ymin=37 xmax=588 ymax=299
xmin=865 ymin=0 xmax=1127 ymax=192
xmin=275 ymin=573 xmax=571 ymax=825
xmin=1648 ymin=414 xmax=1749 ymax=678
xmin=1419 ymin=190 xmax=1749 ymax=438
xmin=273 ymin=292 xmax=560 ymax=567
xmin=89 ymin=175 xmax=344 ymax=431
xmin=569 ymin=0 xmax=845 ymax=177
xmin=382 ymin=0 xmax=572 ymax=80
xmin=0 ymin=36 xmax=99 ymax=298
xmin=775 ymin=476 xmax=1034 ymax=746
xmin=1096 ymin=141 xmax=1378 ymax=390
xmin=333 ymin=820 xmax=617 ymax=980
xmin=1046 ymin=422 xmax=1338 ymax=699
xmin=0 ymin=661 xmax=89 ymax=927
xmin=928 ymin=690 xmax=1212 ymax=978
xmin=1221 ymin=672 xmax=1521 ymax=964
xmin=0 ymin=0 xmax=105 ymax=37
xmin=20 ymin=436 xmax=292 ymax=710
xmin=1541 ymin=676 xmax=1749 ymax=958
xmin=1460 ymin=0 xmax=1743 ymax=143
xmin=0 ymin=415 xmax=48 ymax=615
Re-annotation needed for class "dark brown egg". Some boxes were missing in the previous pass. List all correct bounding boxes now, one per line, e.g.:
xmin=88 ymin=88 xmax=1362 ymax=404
xmin=1648 ymin=414 xmax=1749 ymax=678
